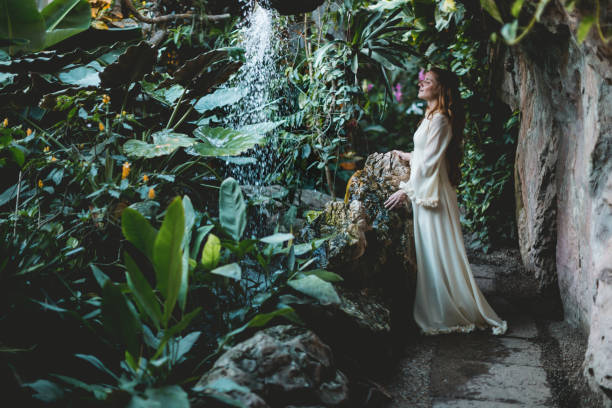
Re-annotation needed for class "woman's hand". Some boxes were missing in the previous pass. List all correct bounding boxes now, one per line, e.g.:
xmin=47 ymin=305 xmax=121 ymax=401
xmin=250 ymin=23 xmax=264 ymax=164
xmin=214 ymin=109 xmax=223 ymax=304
xmin=384 ymin=190 xmax=408 ymax=210
xmin=392 ymin=150 xmax=412 ymax=163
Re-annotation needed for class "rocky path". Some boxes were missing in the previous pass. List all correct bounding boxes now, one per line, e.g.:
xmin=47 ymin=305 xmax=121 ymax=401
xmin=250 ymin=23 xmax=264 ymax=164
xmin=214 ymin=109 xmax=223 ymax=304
xmin=379 ymin=249 xmax=601 ymax=408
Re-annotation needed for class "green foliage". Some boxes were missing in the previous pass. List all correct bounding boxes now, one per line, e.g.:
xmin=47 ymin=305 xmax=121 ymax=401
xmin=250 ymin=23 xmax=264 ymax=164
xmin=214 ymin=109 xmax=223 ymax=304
xmin=0 ymin=0 xmax=91 ymax=55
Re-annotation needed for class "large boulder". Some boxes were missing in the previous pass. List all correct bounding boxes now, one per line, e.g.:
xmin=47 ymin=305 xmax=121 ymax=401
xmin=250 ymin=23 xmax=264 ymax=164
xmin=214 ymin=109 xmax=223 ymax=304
xmin=299 ymin=152 xmax=417 ymax=357
xmin=301 ymin=152 xmax=416 ymax=290
xmin=584 ymin=238 xmax=612 ymax=404
xmin=194 ymin=325 xmax=349 ymax=408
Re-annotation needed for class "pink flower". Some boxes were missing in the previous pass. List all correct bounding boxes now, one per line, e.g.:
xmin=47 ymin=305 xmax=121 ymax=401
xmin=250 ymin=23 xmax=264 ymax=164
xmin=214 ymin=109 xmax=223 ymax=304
xmin=367 ymin=83 xmax=374 ymax=92
xmin=393 ymin=83 xmax=402 ymax=102
xmin=418 ymin=68 xmax=426 ymax=82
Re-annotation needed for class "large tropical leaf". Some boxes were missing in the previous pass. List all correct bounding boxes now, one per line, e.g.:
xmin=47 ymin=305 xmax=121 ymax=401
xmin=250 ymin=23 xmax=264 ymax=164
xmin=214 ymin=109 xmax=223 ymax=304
xmin=0 ymin=0 xmax=45 ymax=54
xmin=218 ymin=178 xmax=246 ymax=241
xmin=152 ymin=197 xmax=184 ymax=326
xmin=124 ymin=252 xmax=162 ymax=329
xmin=123 ymin=130 xmax=196 ymax=159
xmin=191 ymin=126 xmax=266 ymax=157
xmin=102 ymin=281 xmax=141 ymax=356
xmin=185 ymin=60 xmax=243 ymax=101
xmin=41 ymin=0 xmax=91 ymax=49
xmin=57 ymin=60 xmax=103 ymax=87
xmin=193 ymin=87 xmax=246 ymax=114
xmin=121 ymin=207 xmax=158 ymax=259
xmin=156 ymin=48 xmax=238 ymax=89
xmin=99 ymin=42 xmax=156 ymax=88
xmin=288 ymin=275 xmax=341 ymax=305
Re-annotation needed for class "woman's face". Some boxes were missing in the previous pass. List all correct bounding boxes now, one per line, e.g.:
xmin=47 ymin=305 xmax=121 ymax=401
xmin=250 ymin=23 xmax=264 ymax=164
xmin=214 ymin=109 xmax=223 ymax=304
xmin=417 ymin=71 xmax=439 ymax=101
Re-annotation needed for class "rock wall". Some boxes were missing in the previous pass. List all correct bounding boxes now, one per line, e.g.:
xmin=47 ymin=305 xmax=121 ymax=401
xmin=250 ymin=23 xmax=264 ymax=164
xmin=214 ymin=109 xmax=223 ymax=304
xmin=496 ymin=0 xmax=611 ymax=400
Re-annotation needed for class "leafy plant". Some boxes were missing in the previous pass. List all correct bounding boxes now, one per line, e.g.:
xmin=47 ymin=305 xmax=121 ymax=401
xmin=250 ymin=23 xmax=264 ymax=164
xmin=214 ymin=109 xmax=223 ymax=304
xmin=0 ymin=0 xmax=91 ymax=55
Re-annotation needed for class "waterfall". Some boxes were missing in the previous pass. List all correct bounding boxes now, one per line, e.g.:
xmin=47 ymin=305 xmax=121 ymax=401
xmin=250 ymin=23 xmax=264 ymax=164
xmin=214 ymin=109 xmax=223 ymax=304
xmin=226 ymin=3 xmax=284 ymax=191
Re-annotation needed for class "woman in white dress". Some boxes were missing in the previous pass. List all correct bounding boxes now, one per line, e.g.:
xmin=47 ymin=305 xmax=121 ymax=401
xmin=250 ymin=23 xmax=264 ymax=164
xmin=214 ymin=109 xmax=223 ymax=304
xmin=384 ymin=67 xmax=507 ymax=335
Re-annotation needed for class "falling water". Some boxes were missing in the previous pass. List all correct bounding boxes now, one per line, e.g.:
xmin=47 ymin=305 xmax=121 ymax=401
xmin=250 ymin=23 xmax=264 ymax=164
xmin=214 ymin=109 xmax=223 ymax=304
xmin=226 ymin=3 xmax=284 ymax=189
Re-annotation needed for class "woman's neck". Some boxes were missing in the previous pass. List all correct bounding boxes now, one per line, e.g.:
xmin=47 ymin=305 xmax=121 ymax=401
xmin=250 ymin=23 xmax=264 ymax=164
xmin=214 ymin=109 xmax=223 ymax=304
xmin=425 ymin=100 xmax=438 ymax=116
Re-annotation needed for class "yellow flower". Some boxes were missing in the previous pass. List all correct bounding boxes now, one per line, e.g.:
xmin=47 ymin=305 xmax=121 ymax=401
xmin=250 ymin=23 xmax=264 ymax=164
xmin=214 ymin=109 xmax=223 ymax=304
xmin=102 ymin=94 xmax=110 ymax=104
xmin=38 ymin=179 xmax=43 ymax=188
xmin=98 ymin=122 xmax=105 ymax=131
xmin=141 ymin=1 xmax=146 ymax=6
xmin=43 ymin=146 xmax=50 ymax=152
xmin=121 ymin=162 xmax=131 ymax=180
xmin=2 ymin=118 xmax=7 ymax=127
xmin=148 ymin=188 xmax=155 ymax=199
xmin=122 ymin=110 xmax=127 ymax=116
xmin=79 ymin=143 xmax=84 ymax=149
xmin=51 ymin=156 xmax=57 ymax=162
xmin=142 ymin=174 xmax=149 ymax=182
xmin=26 ymin=128 xmax=32 ymax=136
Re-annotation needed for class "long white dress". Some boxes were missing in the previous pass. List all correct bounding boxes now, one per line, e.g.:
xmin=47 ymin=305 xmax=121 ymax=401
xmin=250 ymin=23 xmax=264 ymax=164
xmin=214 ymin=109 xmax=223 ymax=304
xmin=399 ymin=112 xmax=507 ymax=335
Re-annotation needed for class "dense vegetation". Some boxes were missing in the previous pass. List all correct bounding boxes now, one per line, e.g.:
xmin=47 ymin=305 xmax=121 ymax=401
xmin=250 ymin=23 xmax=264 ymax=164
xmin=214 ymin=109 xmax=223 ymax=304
xmin=1 ymin=0 xmax=605 ymax=406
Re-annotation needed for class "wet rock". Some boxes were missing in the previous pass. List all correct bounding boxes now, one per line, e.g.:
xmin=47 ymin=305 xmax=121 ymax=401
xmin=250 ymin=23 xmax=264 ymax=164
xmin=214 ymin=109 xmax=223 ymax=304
xmin=498 ymin=2 xmax=611 ymax=403
xmin=498 ymin=0 xmax=612 ymax=328
xmin=584 ymin=239 xmax=612 ymax=405
xmin=290 ymin=286 xmax=393 ymax=371
xmin=194 ymin=325 xmax=349 ymax=408
xmin=301 ymin=152 xmax=416 ymax=290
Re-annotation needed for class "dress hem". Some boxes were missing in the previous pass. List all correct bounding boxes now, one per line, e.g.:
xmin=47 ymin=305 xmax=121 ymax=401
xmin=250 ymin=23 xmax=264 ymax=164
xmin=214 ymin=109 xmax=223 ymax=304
xmin=420 ymin=320 xmax=507 ymax=336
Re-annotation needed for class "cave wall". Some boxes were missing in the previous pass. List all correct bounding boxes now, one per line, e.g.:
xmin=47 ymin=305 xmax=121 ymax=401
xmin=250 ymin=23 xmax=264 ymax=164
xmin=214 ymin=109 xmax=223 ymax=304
xmin=495 ymin=0 xmax=611 ymax=399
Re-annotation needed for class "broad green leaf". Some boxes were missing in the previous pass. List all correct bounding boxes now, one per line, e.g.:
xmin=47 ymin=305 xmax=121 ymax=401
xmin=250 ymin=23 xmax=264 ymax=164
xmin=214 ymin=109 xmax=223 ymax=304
xmin=260 ymin=233 xmax=294 ymax=244
xmin=200 ymin=233 xmax=221 ymax=270
xmin=141 ymin=81 xmax=184 ymax=106
xmin=479 ymin=0 xmax=503 ymax=23
xmin=577 ymin=15 xmax=594 ymax=43
xmin=211 ymin=263 xmax=241 ymax=280
xmin=152 ymin=197 xmax=184 ymax=326
xmin=0 ymin=0 xmax=45 ymax=54
xmin=101 ymin=281 xmax=141 ymax=357
xmin=24 ymin=379 xmax=64 ymax=402
xmin=143 ymin=385 xmax=189 ymax=408
xmin=123 ymin=130 xmax=195 ymax=159
xmin=192 ymin=126 xmax=266 ymax=157
xmin=193 ymin=87 xmax=246 ymax=114
xmin=99 ymin=42 xmax=156 ymax=88
xmin=218 ymin=178 xmax=246 ymax=241
xmin=288 ymin=275 xmax=341 ymax=305
xmin=122 ymin=207 xmax=158 ymax=259
xmin=41 ymin=0 xmax=91 ymax=49
xmin=303 ymin=269 xmax=344 ymax=282
xmin=125 ymin=253 xmax=162 ymax=328
xmin=58 ymin=61 xmax=103 ymax=87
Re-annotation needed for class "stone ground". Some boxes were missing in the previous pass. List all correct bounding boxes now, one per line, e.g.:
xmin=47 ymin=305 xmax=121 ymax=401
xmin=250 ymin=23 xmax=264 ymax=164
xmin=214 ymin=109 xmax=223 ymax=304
xmin=377 ymin=248 xmax=605 ymax=408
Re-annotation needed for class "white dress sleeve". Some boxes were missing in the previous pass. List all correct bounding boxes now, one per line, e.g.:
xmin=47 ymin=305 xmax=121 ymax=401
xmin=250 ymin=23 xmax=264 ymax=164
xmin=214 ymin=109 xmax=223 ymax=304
xmin=399 ymin=113 xmax=452 ymax=208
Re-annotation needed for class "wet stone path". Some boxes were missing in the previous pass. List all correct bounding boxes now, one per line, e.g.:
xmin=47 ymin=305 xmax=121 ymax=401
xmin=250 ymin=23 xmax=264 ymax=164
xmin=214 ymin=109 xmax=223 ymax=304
xmin=379 ymin=253 xmax=574 ymax=408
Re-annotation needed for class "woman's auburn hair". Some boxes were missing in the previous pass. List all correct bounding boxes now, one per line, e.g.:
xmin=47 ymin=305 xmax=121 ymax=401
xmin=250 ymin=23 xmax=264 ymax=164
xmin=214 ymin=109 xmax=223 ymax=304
xmin=426 ymin=67 xmax=465 ymax=187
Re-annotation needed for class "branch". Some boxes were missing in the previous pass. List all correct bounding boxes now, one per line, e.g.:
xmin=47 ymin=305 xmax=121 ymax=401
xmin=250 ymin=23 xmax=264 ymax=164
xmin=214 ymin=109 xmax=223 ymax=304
xmin=121 ymin=0 xmax=231 ymax=24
